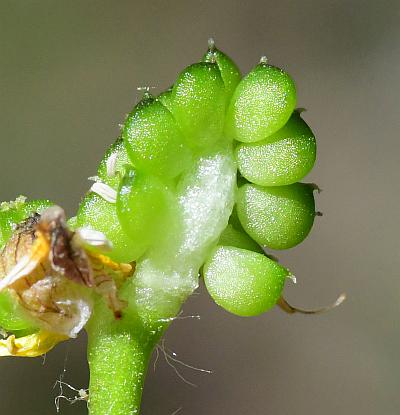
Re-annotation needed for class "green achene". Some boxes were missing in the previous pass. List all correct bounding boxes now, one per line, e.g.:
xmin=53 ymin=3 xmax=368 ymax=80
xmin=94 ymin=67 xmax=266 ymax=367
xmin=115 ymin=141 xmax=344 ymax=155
xmin=218 ymin=223 xmax=264 ymax=253
xmin=226 ymin=58 xmax=296 ymax=143
xmin=156 ymin=88 xmax=174 ymax=113
xmin=171 ymin=62 xmax=226 ymax=148
xmin=116 ymin=168 xmax=172 ymax=261
xmin=202 ymin=38 xmax=241 ymax=103
xmin=204 ymin=246 xmax=289 ymax=316
xmin=235 ymin=110 xmax=316 ymax=186
xmin=123 ymin=94 xmax=191 ymax=179
xmin=237 ymin=182 xmax=316 ymax=249
xmin=77 ymin=192 xmax=138 ymax=263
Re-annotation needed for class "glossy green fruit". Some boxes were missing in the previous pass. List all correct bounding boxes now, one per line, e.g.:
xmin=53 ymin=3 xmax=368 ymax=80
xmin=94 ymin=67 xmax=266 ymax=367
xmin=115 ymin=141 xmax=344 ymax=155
xmin=123 ymin=94 xmax=191 ymax=179
xmin=171 ymin=62 xmax=226 ymax=148
xmin=116 ymin=168 xmax=171 ymax=260
xmin=226 ymin=59 xmax=296 ymax=143
xmin=203 ymin=39 xmax=241 ymax=103
xmin=77 ymin=192 xmax=137 ymax=263
xmin=157 ymin=88 xmax=174 ymax=113
xmin=235 ymin=111 xmax=316 ymax=186
xmin=97 ymin=137 xmax=131 ymax=189
xmin=203 ymin=246 xmax=288 ymax=316
xmin=237 ymin=183 xmax=316 ymax=250
xmin=218 ymin=224 xmax=263 ymax=253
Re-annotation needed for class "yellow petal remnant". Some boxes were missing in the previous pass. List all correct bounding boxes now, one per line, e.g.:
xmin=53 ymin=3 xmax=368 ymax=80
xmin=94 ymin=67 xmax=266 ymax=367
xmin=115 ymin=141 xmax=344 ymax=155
xmin=0 ymin=331 xmax=68 ymax=357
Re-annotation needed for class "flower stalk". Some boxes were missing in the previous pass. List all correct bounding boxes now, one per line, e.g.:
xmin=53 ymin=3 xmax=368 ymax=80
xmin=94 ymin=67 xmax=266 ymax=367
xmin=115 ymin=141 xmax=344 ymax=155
xmin=87 ymin=318 xmax=154 ymax=415
xmin=86 ymin=280 xmax=167 ymax=415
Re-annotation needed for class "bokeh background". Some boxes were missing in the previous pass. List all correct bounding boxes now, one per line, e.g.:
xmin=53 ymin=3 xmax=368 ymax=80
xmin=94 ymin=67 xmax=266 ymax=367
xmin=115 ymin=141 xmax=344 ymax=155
xmin=0 ymin=1 xmax=399 ymax=414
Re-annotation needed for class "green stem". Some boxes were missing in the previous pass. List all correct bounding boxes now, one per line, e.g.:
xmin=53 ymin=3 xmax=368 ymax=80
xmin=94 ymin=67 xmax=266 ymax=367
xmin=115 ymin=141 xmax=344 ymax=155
xmin=87 ymin=329 xmax=150 ymax=414
xmin=86 ymin=302 xmax=164 ymax=415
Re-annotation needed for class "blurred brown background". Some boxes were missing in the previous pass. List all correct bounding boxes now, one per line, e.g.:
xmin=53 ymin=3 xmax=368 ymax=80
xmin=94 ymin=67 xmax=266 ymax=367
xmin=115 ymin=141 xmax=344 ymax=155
xmin=0 ymin=0 xmax=399 ymax=414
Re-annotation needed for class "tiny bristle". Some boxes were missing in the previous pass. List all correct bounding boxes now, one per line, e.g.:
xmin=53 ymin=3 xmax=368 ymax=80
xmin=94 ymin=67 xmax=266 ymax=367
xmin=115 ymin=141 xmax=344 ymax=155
xmin=259 ymin=56 xmax=268 ymax=64
xmin=208 ymin=37 xmax=216 ymax=51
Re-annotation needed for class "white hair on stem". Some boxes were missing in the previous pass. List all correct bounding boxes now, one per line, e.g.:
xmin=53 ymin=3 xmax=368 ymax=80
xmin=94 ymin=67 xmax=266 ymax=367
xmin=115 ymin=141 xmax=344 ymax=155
xmin=154 ymin=340 xmax=212 ymax=388
xmin=156 ymin=309 xmax=201 ymax=324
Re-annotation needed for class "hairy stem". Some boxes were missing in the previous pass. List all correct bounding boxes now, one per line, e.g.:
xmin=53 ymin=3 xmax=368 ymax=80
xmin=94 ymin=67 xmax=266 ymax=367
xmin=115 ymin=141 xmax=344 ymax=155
xmin=86 ymin=303 xmax=163 ymax=415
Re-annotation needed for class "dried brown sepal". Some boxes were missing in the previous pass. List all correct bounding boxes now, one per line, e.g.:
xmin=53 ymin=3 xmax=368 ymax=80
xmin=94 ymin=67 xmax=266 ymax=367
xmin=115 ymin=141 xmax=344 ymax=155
xmin=38 ymin=207 xmax=95 ymax=287
xmin=0 ymin=206 xmax=134 ymax=337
